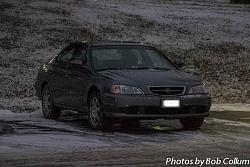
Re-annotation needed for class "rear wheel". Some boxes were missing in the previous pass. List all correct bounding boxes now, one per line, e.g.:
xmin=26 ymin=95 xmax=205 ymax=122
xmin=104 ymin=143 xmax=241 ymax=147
xmin=88 ymin=91 xmax=111 ymax=130
xmin=180 ymin=118 xmax=204 ymax=130
xmin=42 ymin=85 xmax=61 ymax=119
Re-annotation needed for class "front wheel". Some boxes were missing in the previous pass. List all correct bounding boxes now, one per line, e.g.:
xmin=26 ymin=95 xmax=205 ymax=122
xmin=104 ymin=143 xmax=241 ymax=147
xmin=88 ymin=91 xmax=111 ymax=130
xmin=180 ymin=118 xmax=204 ymax=130
xmin=41 ymin=85 xmax=61 ymax=119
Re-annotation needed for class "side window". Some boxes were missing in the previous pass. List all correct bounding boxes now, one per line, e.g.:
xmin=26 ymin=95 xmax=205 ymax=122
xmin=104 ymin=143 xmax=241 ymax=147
xmin=71 ymin=45 xmax=87 ymax=65
xmin=57 ymin=45 xmax=75 ymax=66
xmin=73 ymin=46 xmax=87 ymax=61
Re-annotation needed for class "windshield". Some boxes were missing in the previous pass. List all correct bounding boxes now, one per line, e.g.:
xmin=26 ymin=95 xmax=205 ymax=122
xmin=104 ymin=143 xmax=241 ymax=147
xmin=90 ymin=46 xmax=175 ymax=71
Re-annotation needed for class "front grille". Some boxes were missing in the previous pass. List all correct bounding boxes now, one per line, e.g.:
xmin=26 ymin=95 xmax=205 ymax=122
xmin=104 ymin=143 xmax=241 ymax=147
xmin=149 ymin=86 xmax=185 ymax=95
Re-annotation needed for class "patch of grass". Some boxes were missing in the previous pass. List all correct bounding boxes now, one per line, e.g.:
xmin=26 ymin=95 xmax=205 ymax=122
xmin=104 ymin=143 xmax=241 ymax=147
xmin=162 ymin=42 xmax=249 ymax=103
xmin=0 ymin=2 xmax=14 ymax=11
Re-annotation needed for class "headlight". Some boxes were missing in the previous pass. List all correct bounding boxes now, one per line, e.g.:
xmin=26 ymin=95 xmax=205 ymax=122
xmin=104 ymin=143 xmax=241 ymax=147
xmin=188 ymin=85 xmax=208 ymax=94
xmin=42 ymin=64 xmax=48 ymax=72
xmin=111 ymin=85 xmax=144 ymax=94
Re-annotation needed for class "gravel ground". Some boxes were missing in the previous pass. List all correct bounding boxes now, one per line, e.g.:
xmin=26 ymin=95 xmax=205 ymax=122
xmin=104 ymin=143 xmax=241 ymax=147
xmin=0 ymin=0 xmax=250 ymax=112
xmin=0 ymin=109 xmax=250 ymax=166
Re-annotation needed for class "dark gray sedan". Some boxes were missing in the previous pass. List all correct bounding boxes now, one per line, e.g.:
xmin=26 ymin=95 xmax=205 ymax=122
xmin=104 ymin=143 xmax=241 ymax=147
xmin=35 ymin=41 xmax=211 ymax=130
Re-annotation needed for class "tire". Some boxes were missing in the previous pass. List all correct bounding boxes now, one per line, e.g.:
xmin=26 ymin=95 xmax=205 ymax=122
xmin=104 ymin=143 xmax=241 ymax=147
xmin=180 ymin=118 xmax=204 ymax=130
xmin=88 ymin=91 xmax=111 ymax=130
xmin=41 ymin=85 xmax=61 ymax=119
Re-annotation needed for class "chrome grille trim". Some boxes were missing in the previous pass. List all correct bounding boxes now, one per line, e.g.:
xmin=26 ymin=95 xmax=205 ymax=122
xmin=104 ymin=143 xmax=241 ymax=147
xmin=148 ymin=86 xmax=185 ymax=96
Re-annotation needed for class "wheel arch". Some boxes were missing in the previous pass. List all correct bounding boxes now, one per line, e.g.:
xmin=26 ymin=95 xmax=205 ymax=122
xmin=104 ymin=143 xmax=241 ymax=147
xmin=87 ymin=86 xmax=101 ymax=105
xmin=41 ymin=81 xmax=48 ymax=95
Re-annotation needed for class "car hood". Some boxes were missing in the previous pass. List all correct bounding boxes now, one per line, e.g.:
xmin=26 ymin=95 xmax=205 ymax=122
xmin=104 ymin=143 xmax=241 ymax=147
xmin=98 ymin=69 xmax=201 ymax=87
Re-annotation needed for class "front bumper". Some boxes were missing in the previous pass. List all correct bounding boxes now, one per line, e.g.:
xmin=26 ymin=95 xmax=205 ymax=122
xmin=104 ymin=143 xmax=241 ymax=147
xmin=102 ymin=94 xmax=211 ymax=119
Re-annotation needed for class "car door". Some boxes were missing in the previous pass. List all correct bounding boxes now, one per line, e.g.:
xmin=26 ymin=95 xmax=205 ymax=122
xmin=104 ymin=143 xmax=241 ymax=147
xmin=50 ymin=44 xmax=75 ymax=106
xmin=67 ymin=44 xmax=89 ymax=111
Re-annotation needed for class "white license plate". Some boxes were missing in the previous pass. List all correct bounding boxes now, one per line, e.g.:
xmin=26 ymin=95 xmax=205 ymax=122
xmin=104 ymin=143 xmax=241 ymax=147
xmin=162 ymin=99 xmax=180 ymax=108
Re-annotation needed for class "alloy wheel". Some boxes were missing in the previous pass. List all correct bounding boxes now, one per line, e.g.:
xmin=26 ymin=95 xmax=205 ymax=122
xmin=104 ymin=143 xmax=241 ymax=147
xmin=89 ymin=96 xmax=101 ymax=128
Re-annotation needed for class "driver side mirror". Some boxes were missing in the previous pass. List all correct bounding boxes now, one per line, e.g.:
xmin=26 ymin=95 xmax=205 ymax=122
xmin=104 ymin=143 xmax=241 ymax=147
xmin=173 ymin=61 xmax=184 ymax=69
xmin=71 ymin=59 xmax=83 ymax=65
xmin=70 ymin=59 xmax=88 ymax=71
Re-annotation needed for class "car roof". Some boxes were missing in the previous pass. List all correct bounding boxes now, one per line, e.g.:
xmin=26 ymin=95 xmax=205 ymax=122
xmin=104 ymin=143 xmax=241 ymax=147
xmin=90 ymin=40 xmax=144 ymax=46
xmin=71 ymin=40 xmax=149 ymax=47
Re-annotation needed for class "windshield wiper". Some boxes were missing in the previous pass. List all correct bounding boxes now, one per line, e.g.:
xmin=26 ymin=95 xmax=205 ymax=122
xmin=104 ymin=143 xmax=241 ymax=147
xmin=134 ymin=67 xmax=171 ymax=71
xmin=96 ymin=67 xmax=171 ymax=71
xmin=96 ymin=68 xmax=121 ymax=71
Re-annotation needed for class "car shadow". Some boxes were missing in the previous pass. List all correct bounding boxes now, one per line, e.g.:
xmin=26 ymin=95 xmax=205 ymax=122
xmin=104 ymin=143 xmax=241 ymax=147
xmin=59 ymin=110 xmax=202 ymax=135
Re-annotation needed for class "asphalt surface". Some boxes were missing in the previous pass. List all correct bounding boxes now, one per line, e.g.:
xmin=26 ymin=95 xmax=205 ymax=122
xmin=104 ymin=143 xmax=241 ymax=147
xmin=0 ymin=108 xmax=250 ymax=166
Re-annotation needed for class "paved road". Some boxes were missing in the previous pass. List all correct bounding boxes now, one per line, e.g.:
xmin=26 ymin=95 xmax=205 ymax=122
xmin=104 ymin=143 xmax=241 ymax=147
xmin=0 ymin=109 xmax=250 ymax=166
